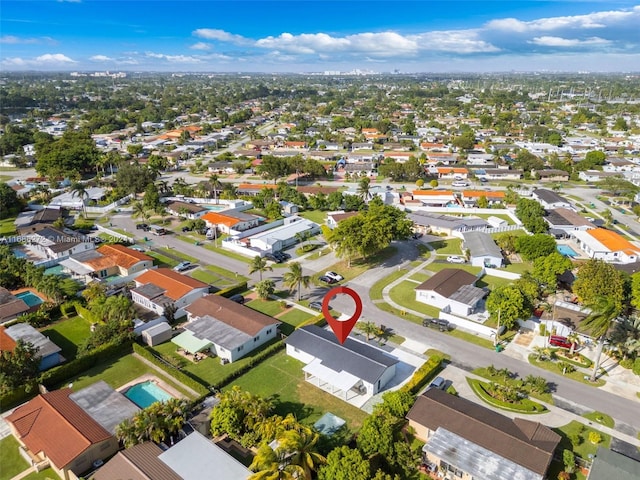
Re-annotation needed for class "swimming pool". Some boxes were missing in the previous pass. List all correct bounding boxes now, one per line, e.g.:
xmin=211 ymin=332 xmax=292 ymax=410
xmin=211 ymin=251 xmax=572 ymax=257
xmin=44 ymin=265 xmax=65 ymax=276
xmin=124 ymin=381 xmax=173 ymax=408
xmin=557 ymin=245 xmax=579 ymax=257
xmin=203 ymin=205 xmax=227 ymax=211
xmin=15 ymin=291 xmax=44 ymax=307
xmin=12 ymin=248 xmax=27 ymax=258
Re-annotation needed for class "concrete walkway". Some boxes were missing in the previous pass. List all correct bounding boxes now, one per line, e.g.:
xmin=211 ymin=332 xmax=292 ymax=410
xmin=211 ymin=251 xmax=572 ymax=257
xmin=10 ymin=466 xmax=37 ymax=480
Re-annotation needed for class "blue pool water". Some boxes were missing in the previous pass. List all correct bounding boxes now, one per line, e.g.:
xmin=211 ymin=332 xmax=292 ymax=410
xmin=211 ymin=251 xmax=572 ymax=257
xmin=44 ymin=265 xmax=65 ymax=276
xmin=15 ymin=291 xmax=44 ymax=307
xmin=124 ymin=381 xmax=173 ymax=408
xmin=203 ymin=205 xmax=226 ymax=211
xmin=12 ymin=248 xmax=27 ymax=258
xmin=557 ymin=245 xmax=579 ymax=257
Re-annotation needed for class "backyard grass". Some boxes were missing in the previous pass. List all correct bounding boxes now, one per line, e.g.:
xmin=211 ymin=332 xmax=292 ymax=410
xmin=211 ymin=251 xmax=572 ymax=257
xmin=529 ymin=356 xmax=606 ymax=387
xmin=388 ymin=281 xmax=441 ymax=318
xmin=369 ymin=269 xmax=408 ymax=301
xmin=582 ymin=411 xmax=615 ymax=428
xmin=277 ymin=308 xmax=315 ymax=335
xmin=476 ymin=275 xmax=514 ymax=290
xmin=502 ymin=261 xmax=533 ymax=274
xmin=147 ymin=251 xmax=179 ymax=268
xmin=298 ymin=210 xmax=327 ymax=224
xmin=428 ymin=238 xmax=462 ymax=255
xmin=0 ymin=217 xmax=17 ymax=236
xmin=0 ymin=435 xmax=29 ymax=480
xmin=224 ymin=351 xmax=368 ymax=431
xmin=41 ymin=316 xmax=91 ymax=360
xmin=247 ymin=298 xmax=287 ymax=317
xmin=20 ymin=468 xmax=61 ymax=480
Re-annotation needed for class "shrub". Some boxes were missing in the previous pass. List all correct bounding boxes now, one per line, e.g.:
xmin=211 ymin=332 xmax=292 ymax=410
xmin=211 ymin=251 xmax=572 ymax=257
xmin=60 ymin=301 xmax=78 ymax=318
xmin=467 ymin=379 xmax=546 ymax=413
xmin=619 ymin=358 xmax=633 ymax=369
xmin=401 ymin=355 xmax=443 ymax=395
xmin=588 ymin=431 xmax=602 ymax=444
xmin=75 ymin=303 xmax=99 ymax=324
xmin=633 ymin=358 xmax=640 ymax=376
xmin=215 ymin=282 xmax=248 ymax=298
xmin=568 ymin=433 xmax=581 ymax=446
xmin=539 ymin=324 xmax=547 ymax=336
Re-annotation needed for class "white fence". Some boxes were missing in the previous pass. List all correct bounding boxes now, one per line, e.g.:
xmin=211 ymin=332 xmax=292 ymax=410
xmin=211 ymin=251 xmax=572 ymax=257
xmin=95 ymin=225 xmax=135 ymax=243
xmin=439 ymin=311 xmax=497 ymax=338
xmin=481 ymin=267 xmax=521 ymax=280
xmin=85 ymin=194 xmax=134 ymax=214
xmin=231 ymin=218 xmax=286 ymax=238
xmin=221 ymin=238 xmax=265 ymax=258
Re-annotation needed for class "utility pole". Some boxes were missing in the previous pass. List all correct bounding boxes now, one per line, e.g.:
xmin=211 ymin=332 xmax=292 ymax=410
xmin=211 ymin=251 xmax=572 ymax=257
xmin=494 ymin=309 xmax=501 ymax=347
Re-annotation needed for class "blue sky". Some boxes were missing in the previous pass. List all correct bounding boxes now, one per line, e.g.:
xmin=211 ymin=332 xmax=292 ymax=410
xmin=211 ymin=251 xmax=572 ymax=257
xmin=1 ymin=1 xmax=639 ymax=72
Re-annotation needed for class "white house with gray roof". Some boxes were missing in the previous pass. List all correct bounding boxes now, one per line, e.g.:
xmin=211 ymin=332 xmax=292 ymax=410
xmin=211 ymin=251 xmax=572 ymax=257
xmin=462 ymin=231 xmax=504 ymax=267
xmin=285 ymin=325 xmax=398 ymax=402
xmin=409 ymin=211 xmax=489 ymax=236
xmin=248 ymin=216 xmax=319 ymax=253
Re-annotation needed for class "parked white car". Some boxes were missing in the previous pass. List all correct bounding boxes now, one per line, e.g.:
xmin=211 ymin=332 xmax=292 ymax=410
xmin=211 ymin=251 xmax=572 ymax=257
xmin=446 ymin=256 xmax=466 ymax=264
xmin=325 ymin=271 xmax=344 ymax=282
xmin=452 ymin=181 xmax=469 ymax=187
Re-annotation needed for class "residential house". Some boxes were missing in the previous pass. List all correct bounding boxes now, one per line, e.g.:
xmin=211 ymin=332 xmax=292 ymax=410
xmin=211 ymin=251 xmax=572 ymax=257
xmin=578 ymin=170 xmax=621 ymax=182
xmin=466 ymin=152 xmax=494 ymax=165
xmin=532 ymin=189 xmax=572 ymax=210
xmin=460 ymin=190 xmax=505 ymax=207
xmin=430 ymin=167 xmax=468 ymax=179
xmin=411 ymin=190 xmax=455 ymax=207
xmin=587 ymin=447 xmax=640 ymax=480
xmin=534 ymin=169 xmax=570 ymax=182
xmin=202 ymin=210 xmax=261 ymax=234
xmin=93 ymin=442 xmax=182 ymax=480
xmin=426 ymin=153 xmax=459 ymax=165
xmin=60 ymin=244 xmax=154 ymax=283
xmin=285 ymin=325 xmax=398 ymax=400
xmin=236 ymin=184 xmax=278 ymax=196
xmin=15 ymin=207 xmax=69 ymax=235
xmin=544 ymin=208 xmax=595 ymax=234
xmin=326 ymin=211 xmax=359 ymax=229
xmin=415 ymin=268 xmax=485 ymax=316
xmin=407 ymin=389 xmax=560 ymax=480
xmin=1 ymin=323 xmax=62 ymax=370
xmin=296 ymin=185 xmax=341 ymax=197
xmin=473 ymin=168 xmax=523 ymax=181
xmin=408 ymin=211 xmax=488 ymax=236
xmin=131 ymin=268 xmax=209 ymax=316
xmin=571 ymin=228 xmax=640 ymax=264
xmin=383 ymin=151 xmax=414 ymax=163
xmin=165 ymin=201 xmax=207 ymax=220
xmin=249 ymin=217 xmax=319 ymax=253
xmin=177 ymin=294 xmax=280 ymax=363
xmin=462 ymin=231 xmax=504 ymax=267
xmin=49 ymin=187 xmax=106 ymax=210
xmin=25 ymin=227 xmax=95 ymax=262
xmin=0 ymin=287 xmax=31 ymax=323
xmin=6 ymin=389 xmax=121 ymax=480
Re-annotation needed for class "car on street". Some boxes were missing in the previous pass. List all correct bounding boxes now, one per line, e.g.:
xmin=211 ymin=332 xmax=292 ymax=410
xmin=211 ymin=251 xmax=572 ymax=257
xmin=422 ymin=318 xmax=452 ymax=331
xmin=136 ymin=223 xmax=150 ymax=231
xmin=325 ymin=271 xmax=344 ymax=282
xmin=452 ymin=181 xmax=470 ymax=187
xmin=173 ymin=261 xmax=192 ymax=272
xmin=309 ymin=301 xmax=323 ymax=310
xmin=319 ymin=275 xmax=338 ymax=284
xmin=447 ymin=255 xmax=466 ymax=264
xmin=549 ymin=335 xmax=574 ymax=349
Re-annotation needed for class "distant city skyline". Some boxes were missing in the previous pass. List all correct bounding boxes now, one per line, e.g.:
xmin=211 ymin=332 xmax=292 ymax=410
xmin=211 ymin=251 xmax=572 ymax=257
xmin=1 ymin=1 xmax=639 ymax=73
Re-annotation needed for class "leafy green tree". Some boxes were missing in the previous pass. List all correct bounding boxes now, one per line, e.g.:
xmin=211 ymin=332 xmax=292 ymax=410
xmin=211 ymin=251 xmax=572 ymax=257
xmin=573 ymin=259 xmax=627 ymax=312
xmin=116 ymin=162 xmax=157 ymax=194
xmin=373 ymin=390 xmax=415 ymax=418
xmin=283 ymin=262 xmax=310 ymax=301
xmin=452 ymin=130 xmax=475 ymax=151
xmin=429 ymin=179 xmax=438 ymax=188
xmin=515 ymin=234 xmax=556 ymax=261
xmin=597 ymin=177 xmax=639 ymax=199
xmin=356 ymin=414 xmax=395 ymax=459
xmin=264 ymin=201 xmax=283 ymax=220
xmin=630 ymin=272 xmax=640 ymax=311
xmin=258 ymin=155 xmax=292 ymax=183
xmin=486 ymin=285 xmax=531 ymax=329
xmin=343 ymin=194 xmax=365 ymax=212
xmin=255 ymin=279 xmax=276 ymax=300
xmin=0 ymin=340 xmax=40 ymax=394
xmin=583 ymin=296 xmax=622 ymax=382
xmin=116 ymin=399 xmax=188 ymax=447
xmin=249 ymin=256 xmax=273 ymax=281
xmin=318 ymin=446 xmax=371 ymax=480
xmin=35 ymin=129 xmax=100 ymax=179
xmin=576 ymin=150 xmax=606 ymax=171
xmin=143 ymin=183 xmax=162 ymax=211
xmin=0 ymin=182 xmax=20 ymax=219
xmin=515 ymin=198 xmax=547 ymax=233
xmin=495 ymin=232 xmax=518 ymax=255
xmin=532 ymin=252 xmax=573 ymax=291
xmin=249 ymin=444 xmax=304 ymax=480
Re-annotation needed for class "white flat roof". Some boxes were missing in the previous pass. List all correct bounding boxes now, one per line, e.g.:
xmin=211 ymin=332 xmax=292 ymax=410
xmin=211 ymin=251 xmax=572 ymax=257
xmin=303 ymin=358 xmax=361 ymax=391
xmin=572 ymin=230 xmax=609 ymax=252
xmin=250 ymin=218 xmax=316 ymax=244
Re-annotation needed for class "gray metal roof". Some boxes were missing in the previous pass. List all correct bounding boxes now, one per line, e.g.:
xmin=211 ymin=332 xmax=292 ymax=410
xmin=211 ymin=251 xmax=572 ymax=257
xmin=462 ymin=231 xmax=502 ymax=259
xmin=223 ymin=209 xmax=260 ymax=222
xmin=285 ymin=325 xmax=397 ymax=384
xmin=187 ymin=316 xmax=252 ymax=351
xmin=449 ymin=284 xmax=486 ymax=306
xmin=159 ymin=431 xmax=251 ymax=480
xmin=424 ymin=427 xmax=543 ymax=480
xmin=70 ymin=380 xmax=140 ymax=434
xmin=588 ymin=447 xmax=640 ymax=480
xmin=132 ymin=283 xmax=166 ymax=300
xmin=533 ymin=188 xmax=569 ymax=205
xmin=5 ymin=323 xmax=61 ymax=358
xmin=409 ymin=211 xmax=488 ymax=230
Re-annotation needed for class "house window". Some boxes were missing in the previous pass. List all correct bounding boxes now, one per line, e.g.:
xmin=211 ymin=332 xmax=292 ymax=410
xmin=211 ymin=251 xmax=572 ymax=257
xmin=237 ymin=345 xmax=244 ymax=352
xmin=99 ymin=270 xmax=107 ymax=278
xmin=254 ymin=335 xmax=260 ymax=342
xmin=266 ymin=329 xmax=272 ymax=335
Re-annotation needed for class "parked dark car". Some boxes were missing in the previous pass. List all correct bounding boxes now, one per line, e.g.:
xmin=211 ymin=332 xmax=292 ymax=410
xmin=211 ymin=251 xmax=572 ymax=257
xmin=181 ymin=226 xmax=192 ymax=232
xmin=229 ymin=294 xmax=245 ymax=304
xmin=265 ymin=254 xmax=284 ymax=263
xmin=136 ymin=223 xmax=150 ymax=231
xmin=309 ymin=301 xmax=323 ymax=311
xmin=429 ymin=376 xmax=446 ymax=390
xmin=422 ymin=318 xmax=451 ymax=331
xmin=319 ymin=275 xmax=338 ymax=284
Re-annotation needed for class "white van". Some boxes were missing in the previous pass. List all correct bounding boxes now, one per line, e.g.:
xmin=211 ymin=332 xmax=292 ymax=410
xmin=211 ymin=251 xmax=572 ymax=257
xmin=452 ymin=181 xmax=469 ymax=187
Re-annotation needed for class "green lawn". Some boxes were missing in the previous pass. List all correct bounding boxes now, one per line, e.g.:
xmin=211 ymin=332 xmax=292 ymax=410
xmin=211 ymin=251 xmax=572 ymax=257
xmin=20 ymin=468 xmax=61 ymax=480
xmin=476 ymin=275 xmax=514 ymax=290
xmin=502 ymin=262 xmax=533 ymax=274
xmin=369 ymin=269 xmax=408 ymax=301
xmin=529 ymin=356 xmax=605 ymax=386
xmin=247 ymin=298 xmax=286 ymax=317
xmin=152 ymin=339 xmax=280 ymax=387
xmin=202 ymin=243 xmax=252 ymax=264
xmin=428 ymin=238 xmax=462 ymax=255
xmin=206 ymin=264 xmax=248 ymax=282
xmin=299 ymin=210 xmax=327 ymax=224
xmin=409 ymin=272 xmax=431 ymax=283
xmin=147 ymin=251 xmax=179 ymax=268
xmin=224 ymin=351 xmax=368 ymax=431
xmin=448 ymin=329 xmax=495 ymax=349
xmin=427 ymin=263 xmax=483 ymax=275
xmin=582 ymin=411 xmax=615 ymax=428
xmin=0 ymin=435 xmax=29 ymax=480
xmin=388 ymin=281 xmax=441 ymax=318
xmin=0 ymin=217 xmax=17 ymax=237
xmin=277 ymin=308 xmax=315 ymax=335
xmin=554 ymin=420 xmax=611 ymax=461
xmin=41 ymin=316 xmax=91 ymax=360
xmin=0 ymin=174 xmax=12 ymax=182
xmin=472 ymin=213 xmax=515 ymax=225
xmin=313 ymin=246 xmax=398 ymax=285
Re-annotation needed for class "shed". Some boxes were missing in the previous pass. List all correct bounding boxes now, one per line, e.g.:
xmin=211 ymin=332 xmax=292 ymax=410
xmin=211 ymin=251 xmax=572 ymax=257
xmin=141 ymin=322 xmax=172 ymax=347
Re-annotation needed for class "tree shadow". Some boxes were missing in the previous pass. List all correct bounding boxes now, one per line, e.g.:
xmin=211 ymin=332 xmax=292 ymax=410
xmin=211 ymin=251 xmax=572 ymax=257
xmin=269 ymin=394 xmax=314 ymax=421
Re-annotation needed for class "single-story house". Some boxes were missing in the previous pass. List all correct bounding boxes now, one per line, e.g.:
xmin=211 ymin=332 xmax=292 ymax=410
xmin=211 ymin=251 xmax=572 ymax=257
xmin=430 ymin=167 xmax=468 ymax=179
xmin=15 ymin=207 xmax=69 ymax=235
xmin=165 ymin=200 xmax=207 ymax=219
xmin=60 ymin=244 xmax=154 ymax=283
xmin=296 ymin=185 xmax=341 ymax=197
xmin=473 ymin=168 xmax=523 ymax=181
xmin=409 ymin=211 xmax=488 ymax=236
xmin=236 ymin=184 xmax=278 ymax=196
xmin=49 ymin=187 xmax=106 ymax=209
xmin=587 ymin=447 xmax=640 ymax=480
xmin=0 ymin=287 xmax=31 ymax=323
xmin=579 ymin=170 xmax=622 ymax=182
xmin=415 ymin=268 xmax=485 ymax=316
xmin=460 ymin=190 xmax=506 ymax=207
xmin=1 ymin=323 xmax=62 ymax=371
xmin=534 ymin=169 xmax=570 ymax=182
xmin=407 ymin=389 xmax=560 ymax=480
xmin=25 ymin=227 xmax=96 ymax=261
xmin=571 ymin=228 xmax=640 ymax=264
xmin=326 ymin=211 xmax=359 ymax=229
xmin=131 ymin=268 xmax=209 ymax=316
xmin=202 ymin=210 xmax=261 ymax=234
xmin=180 ymin=294 xmax=280 ymax=363
xmin=249 ymin=217 xmax=320 ymax=253
xmin=6 ymin=388 xmax=121 ymax=480
xmin=93 ymin=442 xmax=182 ymax=480
xmin=141 ymin=322 xmax=173 ymax=347
xmin=532 ymin=189 xmax=572 ymax=210
xmin=285 ymin=325 xmax=398 ymax=401
xmin=545 ymin=208 xmax=595 ymax=233
xmin=462 ymin=231 xmax=504 ymax=267
xmin=411 ymin=190 xmax=455 ymax=207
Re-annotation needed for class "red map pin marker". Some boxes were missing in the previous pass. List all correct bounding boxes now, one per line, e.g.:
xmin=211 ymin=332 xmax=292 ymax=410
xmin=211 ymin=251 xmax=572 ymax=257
xmin=322 ymin=286 xmax=363 ymax=344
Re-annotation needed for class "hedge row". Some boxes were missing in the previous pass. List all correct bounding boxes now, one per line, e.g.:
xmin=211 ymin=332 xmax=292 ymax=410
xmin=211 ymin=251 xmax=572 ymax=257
xmin=75 ymin=303 xmax=99 ymax=324
xmin=299 ymin=313 xmax=327 ymax=329
xmin=401 ymin=355 xmax=443 ymax=395
xmin=554 ymin=350 xmax=593 ymax=368
xmin=60 ymin=301 xmax=78 ymax=318
xmin=467 ymin=378 xmax=547 ymax=413
xmin=132 ymin=343 xmax=210 ymax=399
xmin=215 ymin=282 xmax=248 ymax=298
xmin=212 ymin=340 xmax=286 ymax=390
xmin=0 ymin=384 xmax=37 ymax=412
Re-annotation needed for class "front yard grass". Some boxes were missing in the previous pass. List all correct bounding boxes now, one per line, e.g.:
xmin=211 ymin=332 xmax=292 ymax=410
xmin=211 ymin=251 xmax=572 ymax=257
xmin=224 ymin=351 xmax=368 ymax=431
xmin=247 ymin=298 xmax=286 ymax=317
xmin=41 ymin=316 xmax=91 ymax=361
xmin=201 ymin=243 xmax=252 ymax=264
xmin=388 ymin=281 xmax=441 ymax=318
xmin=312 ymin=246 xmax=397 ymax=285
xmin=426 ymin=263 xmax=483 ymax=275
xmin=0 ymin=435 xmax=29 ymax=480
xmin=472 ymin=366 xmax=553 ymax=403
xmin=553 ymin=420 xmax=611 ymax=460
xmin=428 ymin=238 xmax=462 ymax=255
xmin=147 ymin=251 xmax=179 ymax=268
xmin=298 ymin=210 xmax=327 ymax=224
xmin=0 ymin=217 xmax=17 ymax=237
xmin=448 ymin=329 xmax=495 ymax=349
xmin=528 ymin=356 xmax=606 ymax=387
xmin=277 ymin=308 xmax=315 ymax=335
xmin=369 ymin=269 xmax=408 ymax=301
xmin=582 ymin=411 xmax=615 ymax=428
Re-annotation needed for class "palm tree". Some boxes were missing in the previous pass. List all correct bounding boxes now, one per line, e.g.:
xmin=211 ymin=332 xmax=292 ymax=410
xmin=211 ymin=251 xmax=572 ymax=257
xmin=70 ymin=182 xmax=89 ymax=218
xmin=356 ymin=321 xmax=379 ymax=341
xmin=221 ymin=183 xmax=238 ymax=200
xmin=278 ymin=429 xmax=326 ymax=480
xmin=583 ymin=295 xmax=622 ymax=382
xmin=567 ymin=331 xmax=581 ymax=355
xmin=282 ymin=262 xmax=310 ymax=301
xmin=250 ymin=256 xmax=273 ymax=281
xmin=249 ymin=444 xmax=303 ymax=480
xmin=132 ymin=201 xmax=150 ymax=223
xmin=610 ymin=315 xmax=640 ymax=361
xmin=357 ymin=177 xmax=372 ymax=202
xmin=208 ymin=173 xmax=223 ymax=204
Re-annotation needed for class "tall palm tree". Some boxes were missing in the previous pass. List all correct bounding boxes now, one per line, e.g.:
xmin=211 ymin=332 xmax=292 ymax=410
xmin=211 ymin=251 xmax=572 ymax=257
xmin=583 ymin=295 xmax=621 ymax=382
xmin=221 ymin=183 xmax=238 ymax=200
xmin=356 ymin=177 xmax=372 ymax=202
xmin=250 ymin=255 xmax=273 ymax=281
xmin=208 ymin=173 xmax=223 ymax=204
xmin=282 ymin=262 xmax=310 ymax=301
xmin=567 ymin=331 xmax=581 ymax=355
xmin=278 ymin=429 xmax=326 ymax=480
xmin=610 ymin=315 xmax=640 ymax=361
xmin=70 ymin=182 xmax=89 ymax=218
xmin=249 ymin=444 xmax=303 ymax=480
xmin=132 ymin=201 xmax=150 ymax=223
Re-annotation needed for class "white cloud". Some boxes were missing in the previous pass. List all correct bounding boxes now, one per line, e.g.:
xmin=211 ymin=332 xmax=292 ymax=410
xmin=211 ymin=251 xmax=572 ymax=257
xmin=0 ymin=35 xmax=56 ymax=45
xmin=530 ymin=36 xmax=611 ymax=47
xmin=411 ymin=30 xmax=500 ymax=53
xmin=2 ymin=53 xmax=76 ymax=67
xmin=35 ymin=53 xmax=76 ymax=64
xmin=190 ymin=42 xmax=211 ymax=51
xmin=145 ymin=52 xmax=203 ymax=63
xmin=90 ymin=54 xmax=114 ymax=62
xmin=192 ymin=29 xmax=249 ymax=45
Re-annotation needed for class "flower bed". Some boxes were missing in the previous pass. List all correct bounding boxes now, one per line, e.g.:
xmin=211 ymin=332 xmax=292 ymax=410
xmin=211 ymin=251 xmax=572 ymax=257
xmin=553 ymin=349 xmax=593 ymax=368
xmin=467 ymin=378 xmax=547 ymax=413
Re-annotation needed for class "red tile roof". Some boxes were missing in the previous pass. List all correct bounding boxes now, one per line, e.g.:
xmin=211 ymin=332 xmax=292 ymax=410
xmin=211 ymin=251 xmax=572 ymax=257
xmin=134 ymin=268 xmax=208 ymax=301
xmin=0 ymin=325 xmax=17 ymax=352
xmin=6 ymin=389 xmax=112 ymax=469
xmin=82 ymin=244 xmax=152 ymax=271
xmin=202 ymin=211 xmax=241 ymax=228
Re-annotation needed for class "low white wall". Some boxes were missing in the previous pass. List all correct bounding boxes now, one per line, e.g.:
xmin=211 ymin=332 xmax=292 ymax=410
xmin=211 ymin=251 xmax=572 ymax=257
xmin=232 ymin=218 xmax=286 ymax=239
xmin=481 ymin=268 xmax=521 ymax=280
xmin=95 ymin=225 xmax=135 ymax=243
xmin=439 ymin=311 xmax=496 ymax=337
xmin=221 ymin=239 xmax=265 ymax=258
xmin=85 ymin=194 xmax=134 ymax=214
